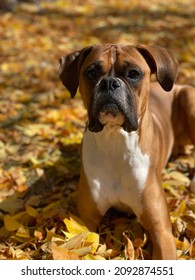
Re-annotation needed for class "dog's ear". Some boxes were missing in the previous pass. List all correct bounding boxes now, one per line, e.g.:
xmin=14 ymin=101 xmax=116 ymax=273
xmin=59 ymin=46 xmax=93 ymax=98
xmin=136 ymin=45 xmax=178 ymax=91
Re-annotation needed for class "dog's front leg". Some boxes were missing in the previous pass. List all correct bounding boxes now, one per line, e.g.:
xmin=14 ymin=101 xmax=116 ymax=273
xmin=140 ymin=176 xmax=176 ymax=260
xmin=77 ymin=167 xmax=103 ymax=232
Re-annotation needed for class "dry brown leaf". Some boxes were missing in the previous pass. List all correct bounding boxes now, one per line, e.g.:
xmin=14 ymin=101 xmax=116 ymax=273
xmin=189 ymin=241 xmax=195 ymax=258
xmin=122 ymin=231 xmax=135 ymax=260
xmin=186 ymin=224 xmax=195 ymax=239
xmin=70 ymin=246 xmax=92 ymax=257
xmin=51 ymin=242 xmax=79 ymax=260
xmin=0 ymin=194 xmax=22 ymax=215
xmin=64 ymin=233 xmax=85 ymax=250
xmin=133 ymin=237 xmax=146 ymax=248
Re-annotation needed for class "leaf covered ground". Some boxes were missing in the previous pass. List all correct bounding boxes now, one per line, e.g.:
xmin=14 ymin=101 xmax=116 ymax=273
xmin=0 ymin=0 xmax=195 ymax=260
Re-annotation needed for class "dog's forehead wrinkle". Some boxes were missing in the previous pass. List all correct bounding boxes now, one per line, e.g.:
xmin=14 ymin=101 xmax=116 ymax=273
xmin=118 ymin=46 xmax=148 ymax=66
xmin=93 ymin=45 xmax=118 ymax=67
xmin=85 ymin=45 xmax=147 ymax=75
xmin=88 ymin=60 xmax=102 ymax=69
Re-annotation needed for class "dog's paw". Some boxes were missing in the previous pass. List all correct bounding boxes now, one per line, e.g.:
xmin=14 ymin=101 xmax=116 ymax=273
xmin=190 ymin=175 xmax=195 ymax=194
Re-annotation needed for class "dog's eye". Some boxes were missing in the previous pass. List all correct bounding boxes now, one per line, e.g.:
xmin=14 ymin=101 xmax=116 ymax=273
xmin=86 ymin=69 xmax=97 ymax=80
xmin=127 ymin=70 xmax=140 ymax=80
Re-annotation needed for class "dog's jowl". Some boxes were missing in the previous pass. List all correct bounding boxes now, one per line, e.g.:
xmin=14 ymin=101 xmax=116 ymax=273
xmin=59 ymin=44 xmax=195 ymax=259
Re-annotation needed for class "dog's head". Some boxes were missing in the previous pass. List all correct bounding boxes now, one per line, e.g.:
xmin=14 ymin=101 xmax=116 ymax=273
xmin=59 ymin=44 xmax=178 ymax=132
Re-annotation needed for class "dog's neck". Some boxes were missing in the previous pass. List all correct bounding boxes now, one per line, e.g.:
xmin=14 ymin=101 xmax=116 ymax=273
xmin=85 ymin=124 xmax=141 ymax=156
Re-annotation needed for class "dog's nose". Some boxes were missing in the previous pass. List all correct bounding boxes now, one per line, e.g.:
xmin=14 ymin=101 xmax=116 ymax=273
xmin=100 ymin=77 xmax=121 ymax=92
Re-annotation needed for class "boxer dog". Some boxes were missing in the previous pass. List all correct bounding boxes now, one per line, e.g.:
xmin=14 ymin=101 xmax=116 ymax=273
xmin=59 ymin=44 xmax=195 ymax=259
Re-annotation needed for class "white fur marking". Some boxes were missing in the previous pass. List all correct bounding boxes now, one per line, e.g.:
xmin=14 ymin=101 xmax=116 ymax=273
xmin=109 ymin=48 xmax=116 ymax=76
xmin=82 ymin=125 xmax=150 ymax=218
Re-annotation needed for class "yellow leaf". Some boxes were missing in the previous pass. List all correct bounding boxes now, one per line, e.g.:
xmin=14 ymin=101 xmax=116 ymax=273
xmin=83 ymin=254 xmax=98 ymax=260
xmin=86 ymin=232 xmax=99 ymax=253
xmin=42 ymin=202 xmax=59 ymax=213
xmin=62 ymin=230 xmax=75 ymax=239
xmin=14 ymin=249 xmax=30 ymax=260
xmin=26 ymin=205 xmax=38 ymax=217
xmin=84 ymin=254 xmax=106 ymax=260
xmin=51 ymin=242 xmax=79 ymax=260
xmin=16 ymin=226 xmax=30 ymax=238
xmin=64 ymin=214 xmax=88 ymax=235
xmin=175 ymin=200 xmax=187 ymax=216
xmin=12 ymin=211 xmax=26 ymax=221
xmin=169 ymin=171 xmax=190 ymax=185
xmin=44 ymin=228 xmax=57 ymax=242
xmin=176 ymin=237 xmax=190 ymax=251
xmin=4 ymin=215 xmax=21 ymax=231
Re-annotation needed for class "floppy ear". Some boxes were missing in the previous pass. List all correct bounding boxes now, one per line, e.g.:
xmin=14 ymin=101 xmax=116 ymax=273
xmin=136 ymin=45 xmax=178 ymax=91
xmin=59 ymin=46 xmax=93 ymax=98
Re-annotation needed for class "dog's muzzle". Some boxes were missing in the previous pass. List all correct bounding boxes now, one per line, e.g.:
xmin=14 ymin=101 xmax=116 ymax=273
xmin=88 ymin=77 xmax=139 ymax=133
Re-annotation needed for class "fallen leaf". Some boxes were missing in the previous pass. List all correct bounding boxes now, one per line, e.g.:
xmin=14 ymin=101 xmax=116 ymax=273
xmin=122 ymin=231 xmax=135 ymax=260
xmin=174 ymin=200 xmax=187 ymax=217
xmin=51 ymin=242 xmax=79 ymax=260
xmin=15 ymin=226 xmax=30 ymax=239
xmin=26 ymin=205 xmax=38 ymax=217
xmin=4 ymin=215 xmax=21 ymax=231
xmin=166 ymin=171 xmax=190 ymax=185
xmin=64 ymin=233 xmax=86 ymax=250
xmin=86 ymin=232 xmax=100 ymax=253
xmin=0 ymin=194 xmax=22 ymax=215
xmin=63 ymin=214 xmax=88 ymax=235
xmin=176 ymin=237 xmax=190 ymax=251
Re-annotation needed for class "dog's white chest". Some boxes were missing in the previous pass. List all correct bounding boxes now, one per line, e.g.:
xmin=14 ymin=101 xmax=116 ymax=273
xmin=82 ymin=125 xmax=150 ymax=218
